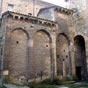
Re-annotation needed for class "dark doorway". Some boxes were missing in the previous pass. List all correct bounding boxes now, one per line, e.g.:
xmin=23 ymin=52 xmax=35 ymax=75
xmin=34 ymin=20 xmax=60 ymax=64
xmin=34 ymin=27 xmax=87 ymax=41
xmin=76 ymin=66 xmax=82 ymax=80
xmin=74 ymin=35 xmax=87 ymax=81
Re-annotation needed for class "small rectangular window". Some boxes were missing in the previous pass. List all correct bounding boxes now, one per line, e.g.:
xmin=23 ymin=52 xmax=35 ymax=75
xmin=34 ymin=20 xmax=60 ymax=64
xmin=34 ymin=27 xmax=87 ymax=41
xmin=8 ymin=4 xmax=14 ymax=11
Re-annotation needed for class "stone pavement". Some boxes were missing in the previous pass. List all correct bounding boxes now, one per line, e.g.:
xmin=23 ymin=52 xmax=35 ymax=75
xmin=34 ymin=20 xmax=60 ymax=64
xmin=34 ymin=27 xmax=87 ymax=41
xmin=58 ymin=87 xmax=69 ymax=88
xmin=4 ymin=84 xmax=29 ymax=88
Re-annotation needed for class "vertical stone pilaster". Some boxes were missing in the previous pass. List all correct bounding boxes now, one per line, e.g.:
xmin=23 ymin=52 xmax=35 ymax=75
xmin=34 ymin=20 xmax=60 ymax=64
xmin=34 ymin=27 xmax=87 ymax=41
xmin=0 ymin=46 xmax=3 ymax=87
xmin=50 ymin=44 xmax=54 ymax=81
xmin=25 ymin=39 xmax=30 ymax=84
xmin=26 ymin=38 xmax=33 ymax=83
xmin=50 ymin=35 xmax=56 ymax=81
xmin=71 ymin=42 xmax=76 ymax=77
xmin=0 ymin=15 xmax=7 ymax=87
xmin=68 ymin=42 xmax=73 ymax=80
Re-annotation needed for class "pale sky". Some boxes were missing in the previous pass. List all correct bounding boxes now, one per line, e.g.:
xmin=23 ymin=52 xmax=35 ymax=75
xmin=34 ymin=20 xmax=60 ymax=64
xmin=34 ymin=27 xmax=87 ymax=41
xmin=42 ymin=0 xmax=69 ymax=7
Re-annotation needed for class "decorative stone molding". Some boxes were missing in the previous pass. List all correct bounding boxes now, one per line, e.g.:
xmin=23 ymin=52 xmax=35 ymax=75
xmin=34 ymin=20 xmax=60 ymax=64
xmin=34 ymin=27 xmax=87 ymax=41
xmin=2 ymin=11 xmax=57 ymax=28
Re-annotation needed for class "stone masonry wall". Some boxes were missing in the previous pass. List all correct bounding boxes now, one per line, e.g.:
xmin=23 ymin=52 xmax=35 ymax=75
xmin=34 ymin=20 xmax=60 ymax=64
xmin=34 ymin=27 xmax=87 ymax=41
xmin=56 ymin=34 xmax=69 ymax=78
xmin=0 ymin=0 xmax=54 ymax=17
xmin=2 ymin=12 xmax=57 ymax=83
xmin=2 ymin=5 xmax=88 ymax=83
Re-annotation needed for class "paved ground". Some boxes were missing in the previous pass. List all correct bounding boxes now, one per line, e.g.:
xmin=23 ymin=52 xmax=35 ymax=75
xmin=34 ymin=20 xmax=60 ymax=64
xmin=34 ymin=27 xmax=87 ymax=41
xmin=58 ymin=87 xmax=69 ymax=88
xmin=4 ymin=84 xmax=29 ymax=88
xmin=3 ymin=82 xmax=88 ymax=88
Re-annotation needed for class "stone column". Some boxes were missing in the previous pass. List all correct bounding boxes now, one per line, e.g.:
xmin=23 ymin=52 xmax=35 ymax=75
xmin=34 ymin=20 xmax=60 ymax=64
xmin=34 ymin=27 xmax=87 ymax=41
xmin=25 ymin=39 xmax=30 ymax=85
xmin=50 ymin=35 xmax=56 ymax=81
xmin=25 ymin=38 xmax=33 ymax=84
xmin=0 ymin=46 xmax=3 ymax=86
xmin=0 ymin=15 xmax=7 ymax=87
xmin=71 ymin=42 xmax=76 ymax=77
xmin=68 ymin=42 xmax=73 ymax=80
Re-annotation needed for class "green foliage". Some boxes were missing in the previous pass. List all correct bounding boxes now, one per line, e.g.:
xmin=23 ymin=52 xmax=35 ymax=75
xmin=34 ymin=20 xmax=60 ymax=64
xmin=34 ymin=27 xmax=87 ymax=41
xmin=30 ymin=82 xmax=88 ymax=88
xmin=64 ymin=82 xmax=88 ymax=88
xmin=29 ymin=77 xmax=75 ymax=87
xmin=29 ymin=78 xmax=62 ymax=88
xmin=72 ymin=75 xmax=78 ymax=81
xmin=0 ymin=85 xmax=6 ymax=88
xmin=40 ymin=78 xmax=53 ymax=85
xmin=3 ymin=76 xmax=11 ymax=84
xmin=33 ymin=85 xmax=58 ymax=88
xmin=29 ymin=81 xmax=38 ymax=88
xmin=40 ymin=78 xmax=62 ymax=85
xmin=3 ymin=76 xmax=26 ymax=86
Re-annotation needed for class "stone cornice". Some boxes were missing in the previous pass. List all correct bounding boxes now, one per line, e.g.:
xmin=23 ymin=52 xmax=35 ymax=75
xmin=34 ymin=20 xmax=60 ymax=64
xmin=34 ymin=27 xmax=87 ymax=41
xmin=55 ymin=6 xmax=75 ymax=15
xmin=2 ymin=11 xmax=57 ymax=28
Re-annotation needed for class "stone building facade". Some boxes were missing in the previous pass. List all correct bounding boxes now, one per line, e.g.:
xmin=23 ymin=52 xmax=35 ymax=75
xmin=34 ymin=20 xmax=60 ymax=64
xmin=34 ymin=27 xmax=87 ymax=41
xmin=0 ymin=0 xmax=88 ymax=86
xmin=0 ymin=7 xmax=75 ymax=84
xmin=0 ymin=0 xmax=54 ymax=17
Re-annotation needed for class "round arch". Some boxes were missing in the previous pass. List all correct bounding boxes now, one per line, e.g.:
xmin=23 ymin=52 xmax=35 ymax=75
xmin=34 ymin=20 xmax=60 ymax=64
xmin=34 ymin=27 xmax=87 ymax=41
xmin=9 ymin=29 xmax=29 ymax=81
xmin=32 ymin=30 xmax=51 ymax=79
xmin=35 ymin=29 xmax=52 ymax=43
xmin=74 ymin=35 xmax=88 ymax=81
xmin=58 ymin=33 xmax=70 ymax=45
xmin=56 ymin=33 xmax=70 ymax=78
xmin=11 ymin=28 xmax=30 ymax=40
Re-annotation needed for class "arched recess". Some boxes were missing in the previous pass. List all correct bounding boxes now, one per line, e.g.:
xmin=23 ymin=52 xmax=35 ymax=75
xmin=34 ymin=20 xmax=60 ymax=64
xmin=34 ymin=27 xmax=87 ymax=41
xmin=74 ymin=35 xmax=87 ymax=81
xmin=32 ymin=30 xmax=51 ymax=79
xmin=56 ymin=33 xmax=70 ymax=78
xmin=9 ymin=29 xmax=29 ymax=80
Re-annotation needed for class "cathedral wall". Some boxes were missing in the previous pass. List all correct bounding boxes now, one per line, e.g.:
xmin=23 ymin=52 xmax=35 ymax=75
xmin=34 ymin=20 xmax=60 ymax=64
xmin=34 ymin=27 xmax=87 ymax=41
xmin=2 ymin=13 xmax=57 ymax=83
xmin=2 ymin=5 xmax=88 ymax=83
xmin=0 ymin=0 xmax=54 ymax=17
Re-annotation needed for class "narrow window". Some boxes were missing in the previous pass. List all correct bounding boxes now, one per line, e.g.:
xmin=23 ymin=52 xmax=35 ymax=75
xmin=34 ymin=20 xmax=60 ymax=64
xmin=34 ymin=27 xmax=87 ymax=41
xmin=8 ymin=4 xmax=14 ymax=11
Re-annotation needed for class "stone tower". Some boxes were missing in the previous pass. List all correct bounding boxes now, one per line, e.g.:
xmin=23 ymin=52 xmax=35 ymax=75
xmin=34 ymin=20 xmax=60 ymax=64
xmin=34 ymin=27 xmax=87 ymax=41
xmin=69 ymin=0 xmax=87 ymax=11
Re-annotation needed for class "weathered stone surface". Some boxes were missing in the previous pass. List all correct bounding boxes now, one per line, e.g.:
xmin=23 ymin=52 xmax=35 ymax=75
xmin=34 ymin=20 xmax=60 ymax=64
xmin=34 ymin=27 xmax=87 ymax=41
xmin=0 ymin=0 xmax=54 ymax=17
xmin=0 ymin=0 xmax=88 ymax=85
